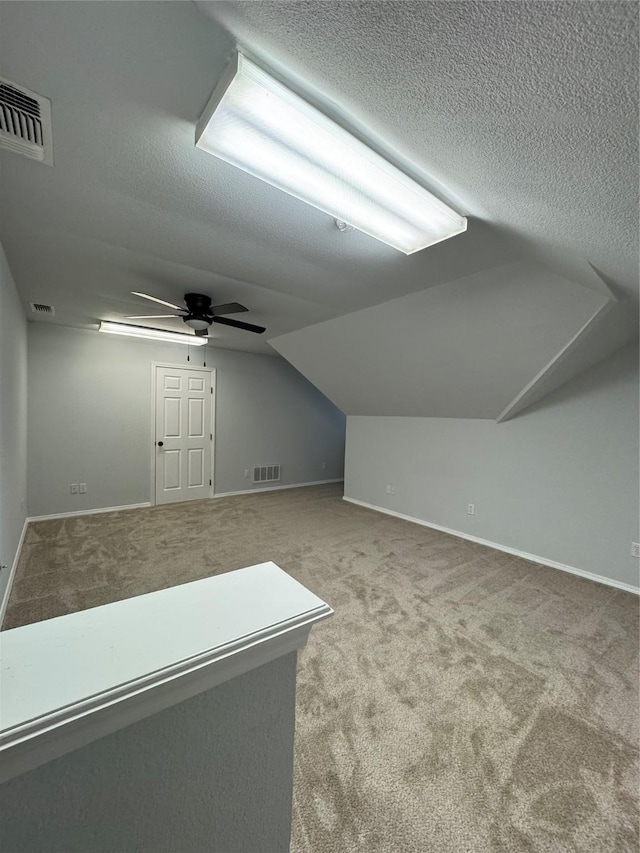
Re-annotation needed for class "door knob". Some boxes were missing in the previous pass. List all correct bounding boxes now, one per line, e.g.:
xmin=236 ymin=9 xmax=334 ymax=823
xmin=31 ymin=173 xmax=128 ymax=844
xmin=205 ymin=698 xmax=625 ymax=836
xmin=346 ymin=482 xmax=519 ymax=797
xmin=157 ymin=441 xmax=164 ymax=447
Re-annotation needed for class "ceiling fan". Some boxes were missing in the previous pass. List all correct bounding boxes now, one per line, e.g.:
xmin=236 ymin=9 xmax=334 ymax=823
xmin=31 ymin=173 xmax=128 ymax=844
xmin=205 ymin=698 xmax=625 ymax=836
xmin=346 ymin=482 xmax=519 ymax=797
xmin=126 ymin=292 xmax=266 ymax=336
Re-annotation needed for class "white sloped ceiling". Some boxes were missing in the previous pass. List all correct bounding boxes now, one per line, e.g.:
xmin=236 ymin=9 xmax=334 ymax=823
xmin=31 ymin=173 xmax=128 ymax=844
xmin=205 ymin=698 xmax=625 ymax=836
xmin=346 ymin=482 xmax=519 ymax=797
xmin=270 ymin=262 xmax=610 ymax=419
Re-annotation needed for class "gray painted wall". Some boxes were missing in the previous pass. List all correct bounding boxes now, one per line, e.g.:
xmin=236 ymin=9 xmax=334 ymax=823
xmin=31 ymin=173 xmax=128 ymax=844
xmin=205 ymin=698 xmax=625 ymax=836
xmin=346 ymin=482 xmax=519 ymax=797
xmin=0 ymin=653 xmax=297 ymax=853
xmin=345 ymin=344 xmax=640 ymax=588
xmin=0 ymin=243 xmax=27 ymax=597
xmin=27 ymin=324 xmax=345 ymax=516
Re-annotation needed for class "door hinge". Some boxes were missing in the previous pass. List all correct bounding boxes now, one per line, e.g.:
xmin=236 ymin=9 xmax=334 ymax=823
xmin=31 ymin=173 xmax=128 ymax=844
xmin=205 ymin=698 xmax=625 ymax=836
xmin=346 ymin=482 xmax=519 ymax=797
xmin=209 ymin=479 xmax=212 ymax=486
xmin=210 ymin=433 xmax=213 ymax=440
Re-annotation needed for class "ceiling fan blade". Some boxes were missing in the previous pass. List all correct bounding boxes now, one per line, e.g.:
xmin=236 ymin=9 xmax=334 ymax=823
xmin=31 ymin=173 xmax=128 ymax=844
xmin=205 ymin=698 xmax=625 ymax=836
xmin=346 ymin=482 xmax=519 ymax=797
xmin=131 ymin=291 xmax=184 ymax=311
xmin=211 ymin=302 xmax=248 ymax=316
xmin=124 ymin=314 xmax=182 ymax=319
xmin=213 ymin=316 xmax=266 ymax=334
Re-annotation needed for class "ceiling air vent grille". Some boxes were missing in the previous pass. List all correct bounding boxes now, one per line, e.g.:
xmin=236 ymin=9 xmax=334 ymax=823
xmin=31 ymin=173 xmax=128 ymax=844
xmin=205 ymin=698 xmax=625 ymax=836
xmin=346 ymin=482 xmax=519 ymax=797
xmin=0 ymin=79 xmax=53 ymax=166
xmin=29 ymin=302 xmax=55 ymax=316
xmin=253 ymin=464 xmax=281 ymax=484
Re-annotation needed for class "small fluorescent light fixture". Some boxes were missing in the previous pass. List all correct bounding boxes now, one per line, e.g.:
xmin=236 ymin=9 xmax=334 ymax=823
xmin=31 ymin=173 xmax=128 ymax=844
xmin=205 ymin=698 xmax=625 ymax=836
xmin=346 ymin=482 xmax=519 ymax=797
xmin=99 ymin=321 xmax=207 ymax=345
xmin=196 ymin=54 xmax=467 ymax=254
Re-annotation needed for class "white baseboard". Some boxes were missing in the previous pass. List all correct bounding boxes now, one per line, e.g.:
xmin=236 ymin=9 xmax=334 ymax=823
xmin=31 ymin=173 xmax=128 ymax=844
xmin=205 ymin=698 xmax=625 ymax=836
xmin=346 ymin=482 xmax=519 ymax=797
xmin=27 ymin=503 xmax=152 ymax=523
xmin=214 ymin=479 xmax=343 ymax=499
xmin=25 ymin=483 xmax=343 ymax=522
xmin=0 ymin=516 xmax=30 ymax=626
xmin=343 ymin=496 xmax=640 ymax=596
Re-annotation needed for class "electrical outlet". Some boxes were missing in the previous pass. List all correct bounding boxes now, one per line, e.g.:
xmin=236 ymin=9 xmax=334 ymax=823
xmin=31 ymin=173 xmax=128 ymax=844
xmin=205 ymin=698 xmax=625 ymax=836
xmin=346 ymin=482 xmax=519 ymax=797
xmin=390 ymin=485 xmax=397 ymax=495
xmin=70 ymin=484 xmax=78 ymax=495
xmin=467 ymin=503 xmax=475 ymax=515
xmin=244 ymin=469 xmax=250 ymax=479
xmin=79 ymin=483 xmax=87 ymax=494
xmin=386 ymin=484 xmax=391 ymax=494
xmin=322 ymin=461 xmax=327 ymax=470
xmin=632 ymin=542 xmax=640 ymax=558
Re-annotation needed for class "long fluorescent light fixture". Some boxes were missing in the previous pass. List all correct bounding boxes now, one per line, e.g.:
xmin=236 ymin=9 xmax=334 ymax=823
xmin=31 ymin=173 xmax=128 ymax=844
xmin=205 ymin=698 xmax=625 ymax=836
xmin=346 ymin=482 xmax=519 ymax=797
xmin=196 ymin=53 xmax=467 ymax=254
xmin=99 ymin=322 xmax=207 ymax=345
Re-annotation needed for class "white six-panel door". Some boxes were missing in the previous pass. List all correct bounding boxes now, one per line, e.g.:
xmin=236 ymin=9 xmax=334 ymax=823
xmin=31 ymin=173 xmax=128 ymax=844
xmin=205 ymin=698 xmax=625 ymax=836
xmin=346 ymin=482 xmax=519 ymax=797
xmin=154 ymin=366 xmax=213 ymax=505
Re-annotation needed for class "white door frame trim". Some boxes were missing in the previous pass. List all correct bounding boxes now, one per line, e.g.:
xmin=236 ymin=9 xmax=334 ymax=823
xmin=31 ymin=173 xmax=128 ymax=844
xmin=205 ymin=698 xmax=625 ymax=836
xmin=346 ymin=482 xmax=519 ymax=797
xmin=150 ymin=362 xmax=217 ymax=506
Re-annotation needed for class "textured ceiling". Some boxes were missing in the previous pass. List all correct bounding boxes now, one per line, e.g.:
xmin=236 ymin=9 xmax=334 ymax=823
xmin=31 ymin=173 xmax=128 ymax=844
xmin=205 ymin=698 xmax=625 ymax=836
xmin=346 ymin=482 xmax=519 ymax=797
xmin=0 ymin=1 xmax=637 ymax=413
xmin=202 ymin=0 xmax=639 ymax=301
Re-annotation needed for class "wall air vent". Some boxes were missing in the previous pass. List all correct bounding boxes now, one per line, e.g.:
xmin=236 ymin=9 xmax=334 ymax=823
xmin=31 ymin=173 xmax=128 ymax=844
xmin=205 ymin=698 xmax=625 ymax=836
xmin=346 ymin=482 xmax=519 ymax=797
xmin=0 ymin=79 xmax=53 ymax=166
xmin=29 ymin=302 xmax=55 ymax=316
xmin=253 ymin=464 xmax=281 ymax=484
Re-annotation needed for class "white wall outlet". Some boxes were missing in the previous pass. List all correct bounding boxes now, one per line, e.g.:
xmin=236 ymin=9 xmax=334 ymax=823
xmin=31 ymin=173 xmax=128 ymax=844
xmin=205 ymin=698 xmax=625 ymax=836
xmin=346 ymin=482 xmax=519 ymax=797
xmin=386 ymin=484 xmax=391 ymax=494
xmin=467 ymin=503 xmax=475 ymax=515
xmin=244 ymin=469 xmax=250 ymax=479
xmin=79 ymin=483 xmax=87 ymax=494
xmin=632 ymin=542 xmax=640 ymax=558
xmin=322 ymin=461 xmax=327 ymax=470
xmin=70 ymin=484 xmax=78 ymax=494
xmin=390 ymin=485 xmax=397 ymax=495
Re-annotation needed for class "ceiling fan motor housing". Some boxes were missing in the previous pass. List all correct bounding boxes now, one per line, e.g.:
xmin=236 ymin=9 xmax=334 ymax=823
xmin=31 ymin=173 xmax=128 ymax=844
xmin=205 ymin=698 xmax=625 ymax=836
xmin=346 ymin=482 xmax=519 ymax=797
xmin=184 ymin=293 xmax=212 ymax=314
xmin=183 ymin=293 xmax=213 ymax=330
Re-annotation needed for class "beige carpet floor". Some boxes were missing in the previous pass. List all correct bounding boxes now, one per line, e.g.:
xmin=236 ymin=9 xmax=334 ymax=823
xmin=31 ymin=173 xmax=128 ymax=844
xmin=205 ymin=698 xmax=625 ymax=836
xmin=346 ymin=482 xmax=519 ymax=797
xmin=3 ymin=483 xmax=639 ymax=852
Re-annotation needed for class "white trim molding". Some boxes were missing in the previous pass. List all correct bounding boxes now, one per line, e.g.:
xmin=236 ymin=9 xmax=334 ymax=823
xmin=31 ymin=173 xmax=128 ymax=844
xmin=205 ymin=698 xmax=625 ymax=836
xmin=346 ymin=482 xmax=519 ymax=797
xmin=214 ymin=478 xmax=343 ymax=499
xmin=0 ymin=517 xmax=30 ymax=627
xmin=0 ymin=562 xmax=333 ymax=783
xmin=344 ymin=496 xmax=639 ymax=595
xmin=27 ymin=503 xmax=152 ymax=523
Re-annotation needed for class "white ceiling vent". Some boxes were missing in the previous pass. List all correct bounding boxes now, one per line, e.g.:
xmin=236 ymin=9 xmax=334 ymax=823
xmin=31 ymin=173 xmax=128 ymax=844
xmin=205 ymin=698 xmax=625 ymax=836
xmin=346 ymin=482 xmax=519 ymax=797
xmin=253 ymin=465 xmax=281 ymax=484
xmin=0 ymin=79 xmax=53 ymax=166
xmin=29 ymin=302 xmax=55 ymax=316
